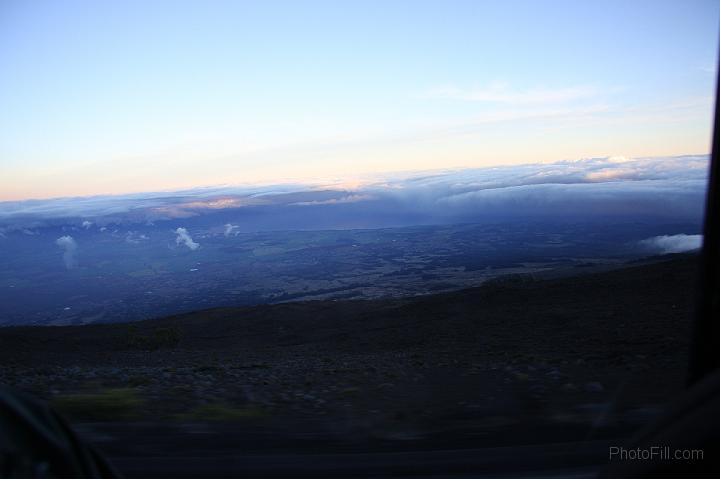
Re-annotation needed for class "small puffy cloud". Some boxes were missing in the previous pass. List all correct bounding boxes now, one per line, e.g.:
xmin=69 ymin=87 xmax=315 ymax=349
xmin=82 ymin=220 xmax=93 ymax=229
xmin=125 ymin=231 xmax=149 ymax=244
xmin=224 ymin=224 xmax=239 ymax=237
xmin=55 ymin=235 xmax=78 ymax=269
xmin=175 ymin=227 xmax=199 ymax=250
xmin=639 ymin=234 xmax=703 ymax=254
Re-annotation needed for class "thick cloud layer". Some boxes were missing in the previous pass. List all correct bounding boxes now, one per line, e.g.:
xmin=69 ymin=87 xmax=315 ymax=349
xmin=0 ymin=155 xmax=709 ymax=233
xmin=375 ymin=155 xmax=706 ymax=216
xmin=55 ymin=235 xmax=78 ymax=269
xmin=639 ymin=234 xmax=703 ymax=254
xmin=175 ymin=227 xmax=199 ymax=250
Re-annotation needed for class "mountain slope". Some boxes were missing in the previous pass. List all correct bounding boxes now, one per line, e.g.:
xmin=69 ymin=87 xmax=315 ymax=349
xmin=0 ymin=254 xmax=700 ymax=453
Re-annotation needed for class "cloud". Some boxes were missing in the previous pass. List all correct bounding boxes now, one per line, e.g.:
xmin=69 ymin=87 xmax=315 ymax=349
xmin=125 ymin=231 xmax=149 ymax=244
xmin=175 ymin=227 xmax=199 ymax=250
xmin=149 ymin=197 xmax=268 ymax=220
xmin=55 ymin=235 xmax=78 ymax=269
xmin=224 ymin=223 xmax=239 ymax=237
xmin=639 ymin=234 xmax=703 ymax=254
xmin=82 ymin=220 xmax=93 ymax=229
xmin=291 ymin=194 xmax=374 ymax=206
xmin=0 ymin=155 xmax=709 ymax=233
xmin=421 ymin=83 xmax=598 ymax=105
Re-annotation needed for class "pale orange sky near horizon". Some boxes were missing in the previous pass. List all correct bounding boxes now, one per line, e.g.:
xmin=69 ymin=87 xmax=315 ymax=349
xmin=1 ymin=122 xmax=712 ymax=202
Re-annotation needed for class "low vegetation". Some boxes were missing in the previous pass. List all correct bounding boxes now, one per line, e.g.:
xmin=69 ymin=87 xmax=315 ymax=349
xmin=179 ymin=403 xmax=267 ymax=422
xmin=52 ymin=388 xmax=144 ymax=420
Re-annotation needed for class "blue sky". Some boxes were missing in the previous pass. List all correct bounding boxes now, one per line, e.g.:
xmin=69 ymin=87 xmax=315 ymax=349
xmin=1 ymin=0 xmax=718 ymax=200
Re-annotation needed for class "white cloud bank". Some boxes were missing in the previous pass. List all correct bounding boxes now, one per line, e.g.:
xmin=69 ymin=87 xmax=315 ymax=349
xmin=0 ymin=155 xmax=709 ymax=232
xmin=639 ymin=234 xmax=703 ymax=254
xmin=292 ymin=194 xmax=374 ymax=206
xmin=175 ymin=227 xmax=199 ymax=250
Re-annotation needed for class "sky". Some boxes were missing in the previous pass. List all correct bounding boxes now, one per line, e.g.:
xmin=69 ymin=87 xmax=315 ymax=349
xmin=1 ymin=0 xmax=719 ymax=201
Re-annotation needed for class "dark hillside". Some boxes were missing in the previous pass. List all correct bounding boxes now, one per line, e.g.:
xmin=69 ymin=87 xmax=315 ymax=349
xmin=0 ymin=254 xmax=698 ymax=359
xmin=0 ymin=254 xmax=700 ymax=455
